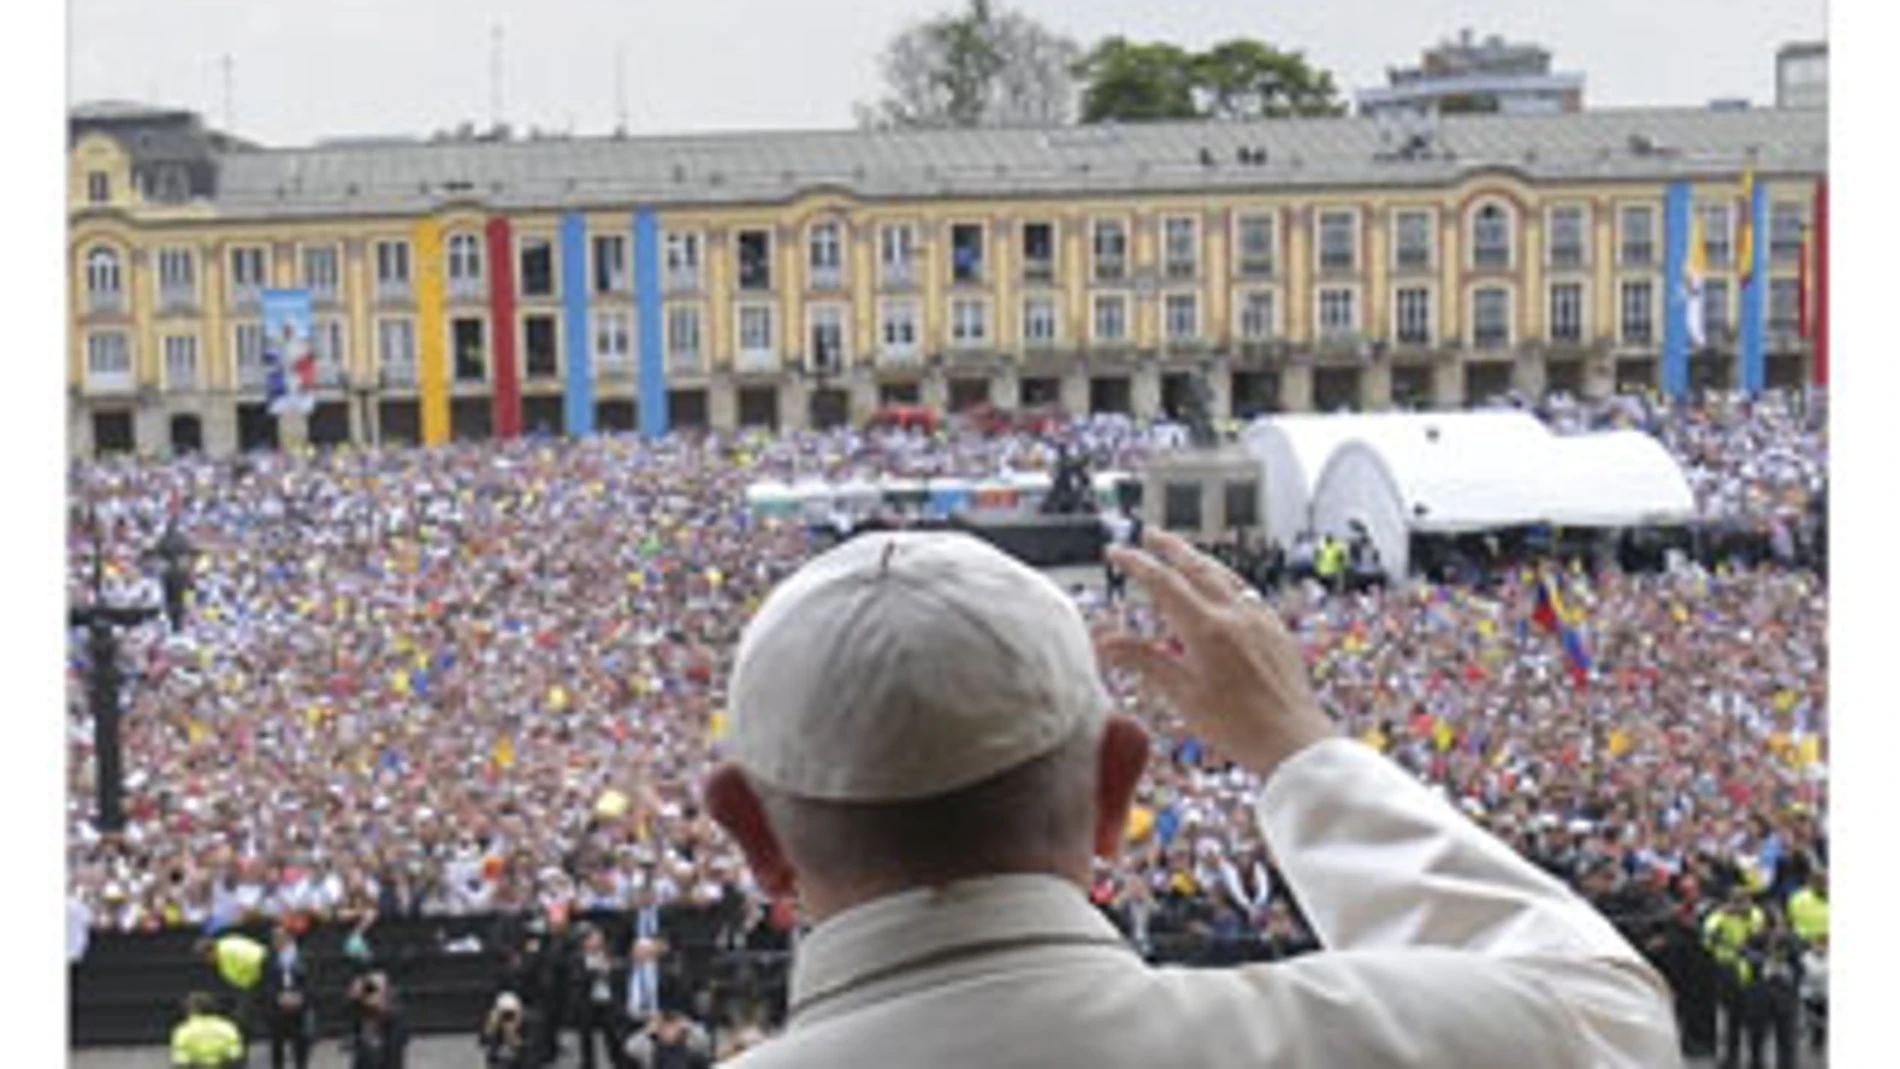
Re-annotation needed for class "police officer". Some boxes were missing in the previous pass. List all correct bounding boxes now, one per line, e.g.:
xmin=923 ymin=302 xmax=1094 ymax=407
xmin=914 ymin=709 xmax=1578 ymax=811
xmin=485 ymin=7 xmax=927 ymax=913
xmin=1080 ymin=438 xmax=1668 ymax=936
xmin=170 ymin=991 xmax=243 ymax=1068
xmin=702 ymin=530 xmax=1677 ymax=1066
xmin=196 ymin=930 xmax=266 ymax=1051
xmin=1703 ymin=886 xmax=1767 ymax=1069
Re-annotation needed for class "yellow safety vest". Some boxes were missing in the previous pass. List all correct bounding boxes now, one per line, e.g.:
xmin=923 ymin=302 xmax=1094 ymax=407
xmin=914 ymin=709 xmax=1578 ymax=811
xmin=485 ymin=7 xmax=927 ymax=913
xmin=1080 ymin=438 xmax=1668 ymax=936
xmin=1788 ymin=889 xmax=1828 ymax=944
xmin=1315 ymin=543 xmax=1344 ymax=578
xmin=170 ymin=1012 xmax=242 ymax=1067
xmin=1703 ymin=905 xmax=1765 ymax=984
xmin=214 ymin=934 xmax=265 ymax=990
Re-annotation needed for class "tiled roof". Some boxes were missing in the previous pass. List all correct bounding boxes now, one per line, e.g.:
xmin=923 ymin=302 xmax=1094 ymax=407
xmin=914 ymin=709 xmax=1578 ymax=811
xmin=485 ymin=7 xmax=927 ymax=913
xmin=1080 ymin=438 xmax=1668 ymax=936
xmin=205 ymin=106 xmax=1827 ymax=219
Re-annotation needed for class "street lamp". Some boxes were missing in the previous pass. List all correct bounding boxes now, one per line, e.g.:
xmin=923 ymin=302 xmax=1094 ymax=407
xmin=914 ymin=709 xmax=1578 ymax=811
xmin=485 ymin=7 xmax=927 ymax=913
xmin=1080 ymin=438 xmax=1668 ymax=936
xmin=67 ymin=507 xmax=193 ymax=834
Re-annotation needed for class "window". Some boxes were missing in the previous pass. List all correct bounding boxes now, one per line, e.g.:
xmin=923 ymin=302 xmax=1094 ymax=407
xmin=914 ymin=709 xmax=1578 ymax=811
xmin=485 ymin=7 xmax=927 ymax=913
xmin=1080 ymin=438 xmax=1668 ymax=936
xmin=1163 ymin=482 xmax=1202 ymax=532
xmin=1549 ymin=283 xmax=1584 ymax=344
xmin=1092 ymin=219 xmax=1127 ymax=281
xmin=310 ymin=319 xmax=344 ymax=385
xmin=1093 ymin=294 xmax=1128 ymax=343
xmin=664 ymin=231 xmax=702 ymax=291
xmin=446 ymin=234 xmax=484 ymax=298
xmin=880 ymin=300 xmax=920 ymax=353
xmin=83 ymin=246 xmax=123 ymax=312
xmin=374 ymin=240 xmax=411 ymax=299
xmin=1769 ymin=278 xmax=1801 ymax=333
xmin=1395 ymin=287 xmax=1432 ymax=346
xmin=1394 ymin=210 xmax=1433 ymax=271
xmin=1471 ymin=203 xmax=1512 ymax=269
xmin=228 ymin=245 xmax=268 ymax=306
xmin=950 ymin=299 xmax=989 ymax=346
xmin=808 ymin=223 xmax=844 ymax=290
xmin=1021 ymin=221 xmax=1056 ymax=284
xmin=1619 ymin=206 xmax=1655 ymax=267
xmin=1022 ymin=297 xmax=1057 ymax=345
xmin=1548 ymin=206 xmax=1587 ymax=269
xmin=879 ymin=224 xmax=915 ymax=287
xmin=85 ymin=331 xmax=132 ymax=380
xmin=377 ymin=319 xmax=416 ymax=384
xmin=1620 ymin=280 xmax=1654 ymax=345
xmin=1472 ymin=287 xmax=1511 ymax=349
xmin=1700 ymin=203 xmax=1732 ymax=267
xmin=523 ymin=315 xmax=559 ymax=378
xmin=1703 ymin=279 xmax=1731 ymax=339
xmin=1225 ymin=481 xmax=1259 ymax=529
xmin=1164 ymin=293 xmax=1198 ymax=341
xmin=519 ymin=237 xmax=555 ymax=298
xmin=1770 ymin=202 xmax=1804 ymax=262
xmin=593 ymin=235 xmax=628 ymax=294
xmin=1238 ymin=290 xmax=1275 ymax=340
xmin=666 ymin=306 xmax=702 ymax=367
xmin=302 ymin=245 xmax=340 ymax=303
xmin=736 ymin=230 xmax=773 ymax=291
xmin=1317 ymin=287 xmax=1357 ymax=337
xmin=737 ymin=304 xmax=775 ymax=354
xmin=1237 ymin=214 xmax=1276 ymax=278
xmin=86 ymin=171 xmax=110 ymax=205
xmin=1163 ymin=217 xmax=1197 ymax=280
xmin=157 ymin=247 xmax=195 ymax=309
xmin=1318 ymin=210 xmax=1357 ymax=272
xmin=233 ymin=322 xmax=265 ymax=386
xmin=808 ymin=304 xmax=846 ymax=373
xmin=950 ymin=223 xmax=985 ymax=284
xmin=451 ymin=317 xmax=487 ymax=382
xmin=593 ymin=309 xmax=631 ymax=370
xmin=162 ymin=335 xmax=198 ymax=389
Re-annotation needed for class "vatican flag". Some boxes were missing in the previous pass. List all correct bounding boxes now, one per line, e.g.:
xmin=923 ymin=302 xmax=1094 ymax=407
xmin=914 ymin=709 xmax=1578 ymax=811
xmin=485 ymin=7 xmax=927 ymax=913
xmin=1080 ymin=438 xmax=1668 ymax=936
xmin=1684 ymin=208 xmax=1708 ymax=350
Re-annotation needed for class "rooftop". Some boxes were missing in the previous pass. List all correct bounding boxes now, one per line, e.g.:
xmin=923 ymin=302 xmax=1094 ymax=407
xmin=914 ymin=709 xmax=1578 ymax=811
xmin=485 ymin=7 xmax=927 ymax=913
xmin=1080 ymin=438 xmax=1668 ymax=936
xmin=82 ymin=105 xmax=1828 ymax=221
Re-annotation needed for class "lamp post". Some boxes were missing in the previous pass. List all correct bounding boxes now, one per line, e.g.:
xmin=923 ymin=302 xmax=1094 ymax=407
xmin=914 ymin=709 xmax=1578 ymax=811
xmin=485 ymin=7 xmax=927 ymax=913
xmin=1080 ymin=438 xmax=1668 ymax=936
xmin=67 ymin=507 xmax=193 ymax=834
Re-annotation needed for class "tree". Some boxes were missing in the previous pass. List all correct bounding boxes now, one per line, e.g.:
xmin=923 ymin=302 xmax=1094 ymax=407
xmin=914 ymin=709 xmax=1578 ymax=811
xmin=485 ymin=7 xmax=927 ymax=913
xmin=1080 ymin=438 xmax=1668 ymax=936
xmin=857 ymin=1 xmax=1081 ymax=129
xmin=1074 ymin=38 xmax=1200 ymax=124
xmin=1074 ymin=35 xmax=1345 ymax=124
xmin=1192 ymin=39 xmax=1344 ymax=119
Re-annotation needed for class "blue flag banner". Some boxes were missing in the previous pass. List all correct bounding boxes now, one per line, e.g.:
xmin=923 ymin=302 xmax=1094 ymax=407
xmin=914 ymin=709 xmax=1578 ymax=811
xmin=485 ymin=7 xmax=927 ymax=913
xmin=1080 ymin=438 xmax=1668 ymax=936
xmin=1661 ymin=183 xmax=1690 ymax=400
xmin=261 ymin=288 xmax=317 ymax=418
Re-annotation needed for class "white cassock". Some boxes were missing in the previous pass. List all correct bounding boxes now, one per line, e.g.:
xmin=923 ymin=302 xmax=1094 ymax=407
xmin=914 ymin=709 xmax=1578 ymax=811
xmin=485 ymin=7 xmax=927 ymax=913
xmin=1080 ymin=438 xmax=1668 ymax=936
xmin=724 ymin=739 xmax=1679 ymax=1069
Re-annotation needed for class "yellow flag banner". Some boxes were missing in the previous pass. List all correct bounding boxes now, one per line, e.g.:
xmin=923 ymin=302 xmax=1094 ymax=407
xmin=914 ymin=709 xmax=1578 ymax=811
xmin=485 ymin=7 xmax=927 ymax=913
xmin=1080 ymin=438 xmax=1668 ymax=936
xmin=492 ymin=736 xmax=515 ymax=771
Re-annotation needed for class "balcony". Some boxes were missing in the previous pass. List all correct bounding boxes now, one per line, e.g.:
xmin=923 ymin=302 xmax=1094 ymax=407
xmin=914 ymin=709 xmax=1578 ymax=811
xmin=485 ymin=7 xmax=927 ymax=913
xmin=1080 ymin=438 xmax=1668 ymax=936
xmin=86 ymin=292 xmax=125 ymax=315
xmin=380 ymin=363 xmax=417 ymax=388
xmin=158 ymin=289 xmax=197 ymax=314
xmin=879 ymin=263 xmax=914 ymax=290
xmin=1620 ymin=245 xmax=1655 ymax=269
xmin=1548 ymin=247 xmax=1585 ymax=271
xmin=596 ymin=359 xmax=635 ymax=384
xmin=1021 ymin=260 xmax=1055 ymax=286
xmin=665 ymin=268 xmax=701 ymax=294
xmin=808 ymin=265 xmax=845 ymax=291
xmin=237 ymin=359 xmax=267 ymax=391
xmin=374 ymin=280 xmax=413 ymax=304
xmin=1238 ymin=257 xmax=1276 ymax=279
xmin=1319 ymin=253 xmax=1356 ymax=274
xmin=666 ymin=349 xmax=706 ymax=377
xmin=734 ymin=350 xmax=779 ymax=375
xmin=83 ymin=371 xmax=135 ymax=396
xmin=1164 ymin=260 xmax=1197 ymax=283
xmin=446 ymin=277 xmax=485 ymax=302
xmin=877 ymin=347 xmax=923 ymax=370
xmin=1093 ymin=260 xmax=1126 ymax=283
xmin=309 ymin=284 xmax=341 ymax=308
xmin=229 ymin=285 xmax=262 ymax=312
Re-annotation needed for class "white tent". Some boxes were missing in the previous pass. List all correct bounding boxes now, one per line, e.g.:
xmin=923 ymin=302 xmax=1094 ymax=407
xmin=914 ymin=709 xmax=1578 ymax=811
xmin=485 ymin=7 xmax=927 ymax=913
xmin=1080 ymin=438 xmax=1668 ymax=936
xmin=1241 ymin=411 xmax=1553 ymax=548
xmin=1309 ymin=425 xmax=1696 ymax=577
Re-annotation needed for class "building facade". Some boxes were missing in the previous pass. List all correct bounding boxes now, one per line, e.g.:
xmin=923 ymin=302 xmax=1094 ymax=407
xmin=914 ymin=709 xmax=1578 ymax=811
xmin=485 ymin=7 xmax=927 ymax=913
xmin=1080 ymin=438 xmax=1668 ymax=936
xmin=1356 ymin=30 xmax=1584 ymax=118
xmin=69 ymin=104 xmax=1826 ymax=458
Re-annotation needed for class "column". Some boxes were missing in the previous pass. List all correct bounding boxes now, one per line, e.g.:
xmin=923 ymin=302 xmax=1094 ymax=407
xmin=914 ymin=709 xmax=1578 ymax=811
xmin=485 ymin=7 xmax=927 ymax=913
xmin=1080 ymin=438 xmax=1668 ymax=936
xmin=849 ymin=376 xmax=879 ymax=424
xmin=1432 ymin=359 xmax=1463 ymax=410
xmin=780 ymin=376 xmax=809 ymax=431
xmin=1281 ymin=363 xmax=1314 ymax=412
xmin=709 ymin=376 xmax=738 ymax=432
xmin=1132 ymin=361 xmax=1161 ymax=421
xmin=1060 ymin=369 xmax=1089 ymax=415
xmin=990 ymin=364 xmax=1017 ymax=408
xmin=203 ymin=402 xmax=240 ymax=457
xmin=1513 ymin=349 xmax=1548 ymax=399
xmin=1207 ymin=358 xmax=1233 ymax=422
xmin=1362 ymin=360 xmax=1393 ymax=410
xmin=921 ymin=369 xmax=948 ymax=413
xmin=134 ymin=403 xmax=166 ymax=457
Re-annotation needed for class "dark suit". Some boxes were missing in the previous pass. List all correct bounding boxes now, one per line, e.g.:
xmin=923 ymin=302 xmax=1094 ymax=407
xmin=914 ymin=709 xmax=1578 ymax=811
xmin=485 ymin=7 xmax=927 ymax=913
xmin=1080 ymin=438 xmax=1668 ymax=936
xmin=258 ymin=943 xmax=316 ymax=1069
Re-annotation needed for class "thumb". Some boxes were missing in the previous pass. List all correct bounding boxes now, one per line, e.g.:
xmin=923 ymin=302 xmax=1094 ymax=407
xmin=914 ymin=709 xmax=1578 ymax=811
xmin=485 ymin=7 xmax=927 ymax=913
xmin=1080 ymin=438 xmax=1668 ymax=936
xmin=1094 ymin=632 xmax=1192 ymax=706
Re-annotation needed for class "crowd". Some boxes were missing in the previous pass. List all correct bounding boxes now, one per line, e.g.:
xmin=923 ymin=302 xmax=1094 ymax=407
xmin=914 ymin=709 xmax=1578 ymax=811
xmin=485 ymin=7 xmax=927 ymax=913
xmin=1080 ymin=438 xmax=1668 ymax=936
xmin=67 ymin=393 xmax=1826 ymax=1063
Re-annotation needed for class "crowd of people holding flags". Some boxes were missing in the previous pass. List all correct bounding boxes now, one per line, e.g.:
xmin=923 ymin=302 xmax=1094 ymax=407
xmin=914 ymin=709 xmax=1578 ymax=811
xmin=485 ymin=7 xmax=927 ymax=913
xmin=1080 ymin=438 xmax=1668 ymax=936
xmin=66 ymin=390 xmax=1825 ymax=1059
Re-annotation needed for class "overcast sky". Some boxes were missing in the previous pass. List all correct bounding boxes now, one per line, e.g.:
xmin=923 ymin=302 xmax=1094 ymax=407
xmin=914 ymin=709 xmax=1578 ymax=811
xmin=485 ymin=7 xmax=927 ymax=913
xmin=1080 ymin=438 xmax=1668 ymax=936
xmin=68 ymin=0 xmax=1825 ymax=146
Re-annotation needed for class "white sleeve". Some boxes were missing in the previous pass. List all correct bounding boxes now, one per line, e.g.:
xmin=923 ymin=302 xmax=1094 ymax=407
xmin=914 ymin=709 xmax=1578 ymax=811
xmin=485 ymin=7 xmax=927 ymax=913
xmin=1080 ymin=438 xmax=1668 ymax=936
xmin=1252 ymin=739 xmax=1680 ymax=1068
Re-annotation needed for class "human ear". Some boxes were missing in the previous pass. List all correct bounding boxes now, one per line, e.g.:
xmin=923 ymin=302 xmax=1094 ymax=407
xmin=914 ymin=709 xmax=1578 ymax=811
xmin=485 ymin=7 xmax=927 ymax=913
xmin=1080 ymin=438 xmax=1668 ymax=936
xmin=1092 ymin=715 xmax=1152 ymax=859
xmin=702 ymin=763 xmax=797 ymax=897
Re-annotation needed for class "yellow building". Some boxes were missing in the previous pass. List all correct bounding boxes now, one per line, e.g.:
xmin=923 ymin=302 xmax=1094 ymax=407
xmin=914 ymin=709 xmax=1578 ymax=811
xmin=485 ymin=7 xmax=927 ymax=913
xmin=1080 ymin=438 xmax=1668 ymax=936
xmin=68 ymin=101 xmax=1826 ymax=458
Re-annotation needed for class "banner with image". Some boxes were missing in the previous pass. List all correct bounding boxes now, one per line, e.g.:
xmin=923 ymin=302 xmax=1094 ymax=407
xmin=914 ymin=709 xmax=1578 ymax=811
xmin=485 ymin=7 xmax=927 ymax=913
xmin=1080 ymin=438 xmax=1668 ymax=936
xmin=261 ymin=288 xmax=317 ymax=418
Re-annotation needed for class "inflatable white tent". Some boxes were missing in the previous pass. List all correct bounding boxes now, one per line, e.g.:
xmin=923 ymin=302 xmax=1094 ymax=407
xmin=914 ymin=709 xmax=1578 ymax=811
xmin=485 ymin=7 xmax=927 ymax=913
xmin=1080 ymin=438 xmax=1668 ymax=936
xmin=1240 ymin=411 xmax=1553 ymax=548
xmin=1309 ymin=425 xmax=1696 ymax=577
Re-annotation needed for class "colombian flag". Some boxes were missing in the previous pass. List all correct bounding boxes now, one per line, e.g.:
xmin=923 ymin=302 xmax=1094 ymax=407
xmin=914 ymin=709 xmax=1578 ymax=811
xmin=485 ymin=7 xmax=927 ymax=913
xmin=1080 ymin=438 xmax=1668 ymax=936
xmin=1532 ymin=574 xmax=1591 ymax=688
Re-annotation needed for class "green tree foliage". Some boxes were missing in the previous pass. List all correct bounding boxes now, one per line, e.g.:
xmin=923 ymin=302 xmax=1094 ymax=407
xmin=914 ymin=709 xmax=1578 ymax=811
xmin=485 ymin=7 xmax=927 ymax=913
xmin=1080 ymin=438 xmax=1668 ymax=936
xmin=1076 ymin=36 xmax=1345 ymax=124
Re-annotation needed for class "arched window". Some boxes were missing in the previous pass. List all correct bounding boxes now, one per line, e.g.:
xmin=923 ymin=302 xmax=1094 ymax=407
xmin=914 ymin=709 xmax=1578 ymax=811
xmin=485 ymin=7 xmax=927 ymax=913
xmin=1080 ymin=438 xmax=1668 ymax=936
xmin=1471 ymin=203 xmax=1514 ymax=270
xmin=84 ymin=246 xmax=122 ymax=311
